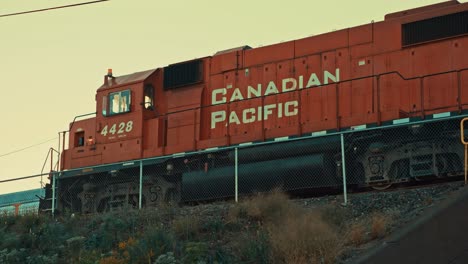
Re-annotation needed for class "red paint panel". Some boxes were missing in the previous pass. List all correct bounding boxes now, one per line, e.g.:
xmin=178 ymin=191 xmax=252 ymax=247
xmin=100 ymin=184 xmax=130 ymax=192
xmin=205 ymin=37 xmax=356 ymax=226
xmin=210 ymin=52 xmax=238 ymax=75
xmin=336 ymin=48 xmax=351 ymax=81
xmin=379 ymin=76 xmax=420 ymax=121
xmin=372 ymin=21 xmax=400 ymax=54
xmin=165 ymin=126 xmax=195 ymax=154
xmin=460 ymin=71 xmax=468 ymax=107
xmin=70 ymin=154 xmax=102 ymax=169
xmin=300 ymin=86 xmax=337 ymax=133
xmin=101 ymin=139 xmax=141 ymax=164
xmin=166 ymin=111 xmax=196 ymax=149
xmin=451 ymin=38 xmax=468 ymax=70
xmin=351 ymin=57 xmax=373 ymax=79
xmin=349 ymin=24 xmax=373 ymax=46
xmin=166 ymin=85 xmax=203 ymax=111
xmin=410 ymin=42 xmax=452 ymax=77
xmin=295 ymin=29 xmax=348 ymax=57
xmin=244 ymin=41 xmax=294 ymax=67
xmin=374 ymin=50 xmax=412 ymax=77
xmin=423 ymin=73 xmax=458 ymax=111
xmin=350 ymin=43 xmax=374 ymax=60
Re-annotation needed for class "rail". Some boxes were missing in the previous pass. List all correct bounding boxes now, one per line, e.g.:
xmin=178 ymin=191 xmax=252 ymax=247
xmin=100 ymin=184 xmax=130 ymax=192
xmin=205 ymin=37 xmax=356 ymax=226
xmin=40 ymin=148 xmax=60 ymax=187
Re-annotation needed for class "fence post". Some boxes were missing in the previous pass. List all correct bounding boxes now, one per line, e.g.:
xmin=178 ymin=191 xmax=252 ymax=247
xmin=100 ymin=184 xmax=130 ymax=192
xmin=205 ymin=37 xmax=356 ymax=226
xmin=340 ymin=133 xmax=348 ymax=205
xmin=51 ymin=172 xmax=56 ymax=216
xmin=139 ymin=160 xmax=143 ymax=209
xmin=235 ymin=147 xmax=238 ymax=203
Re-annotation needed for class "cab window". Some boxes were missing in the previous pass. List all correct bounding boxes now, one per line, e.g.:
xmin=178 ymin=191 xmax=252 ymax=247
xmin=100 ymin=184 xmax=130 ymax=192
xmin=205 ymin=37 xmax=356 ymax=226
xmin=109 ymin=90 xmax=131 ymax=115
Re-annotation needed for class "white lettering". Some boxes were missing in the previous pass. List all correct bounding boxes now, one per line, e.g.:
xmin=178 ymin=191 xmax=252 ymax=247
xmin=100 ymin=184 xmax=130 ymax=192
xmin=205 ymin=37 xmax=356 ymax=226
xmin=229 ymin=111 xmax=241 ymax=125
xmin=230 ymin=88 xmax=244 ymax=102
xmin=282 ymin=78 xmax=297 ymax=92
xmin=211 ymin=111 xmax=226 ymax=129
xmin=298 ymin=75 xmax=304 ymax=89
xmin=247 ymin=84 xmax=262 ymax=98
xmin=209 ymin=68 xmax=341 ymax=129
xmin=278 ymin=103 xmax=283 ymax=118
xmin=306 ymin=73 xmax=321 ymax=88
xmin=212 ymin=88 xmax=227 ymax=105
xmin=324 ymin=68 xmax=340 ymax=84
xmin=263 ymin=104 xmax=276 ymax=120
xmin=285 ymin=101 xmax=299 ymax=116
xmin=264 ymin=81 xmax=279 ymax=96
xmin=243 ymin=108 xmax=256 ymax=123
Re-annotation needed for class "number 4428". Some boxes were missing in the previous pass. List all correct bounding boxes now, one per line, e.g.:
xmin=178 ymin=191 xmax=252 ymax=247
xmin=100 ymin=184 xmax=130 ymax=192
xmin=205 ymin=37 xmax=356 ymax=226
xmin=100 ymin=121 xmax=133 ymax=136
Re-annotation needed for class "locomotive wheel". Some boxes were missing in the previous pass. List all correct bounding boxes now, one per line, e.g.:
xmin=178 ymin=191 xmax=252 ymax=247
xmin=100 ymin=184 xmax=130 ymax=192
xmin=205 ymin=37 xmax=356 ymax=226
xmin=371 ymin=183 xmax=392 ymax=191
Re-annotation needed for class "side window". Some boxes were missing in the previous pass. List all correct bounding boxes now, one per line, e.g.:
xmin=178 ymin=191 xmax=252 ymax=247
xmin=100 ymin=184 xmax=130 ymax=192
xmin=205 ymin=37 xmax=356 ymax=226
xmin=109 ymin=90 xmax=131 ymax=115
xmin=144 ymin=84 xmax=154 ymax=110
xmin=102 ymin=96 xmax=108 ymax=116
xmin=75 ymin=131 xmax=85 ymax=147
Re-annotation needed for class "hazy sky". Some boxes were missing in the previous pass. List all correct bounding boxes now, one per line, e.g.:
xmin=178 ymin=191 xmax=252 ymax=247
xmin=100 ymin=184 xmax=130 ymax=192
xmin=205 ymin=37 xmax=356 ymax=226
xmin=0 ymin=0 xmax=461 ymax=194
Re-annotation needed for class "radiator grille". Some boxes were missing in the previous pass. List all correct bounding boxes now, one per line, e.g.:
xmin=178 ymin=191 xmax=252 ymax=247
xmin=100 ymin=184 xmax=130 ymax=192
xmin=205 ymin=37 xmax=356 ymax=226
xmin=402 ymin=11 xmax=468 ymax=46
xmin=163 ymin=60 xmax=203 ymax=89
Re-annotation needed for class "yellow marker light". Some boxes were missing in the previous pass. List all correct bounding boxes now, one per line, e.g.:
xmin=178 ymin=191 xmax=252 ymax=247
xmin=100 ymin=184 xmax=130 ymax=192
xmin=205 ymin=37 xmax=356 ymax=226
xmin=460 ymin=118 xmax=468 ymax=185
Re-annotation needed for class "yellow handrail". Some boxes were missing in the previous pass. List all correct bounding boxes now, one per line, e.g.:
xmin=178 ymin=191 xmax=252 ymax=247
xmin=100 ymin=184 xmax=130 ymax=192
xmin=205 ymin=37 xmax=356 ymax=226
xmin=460 ymin=118 xmax=468 ymax=185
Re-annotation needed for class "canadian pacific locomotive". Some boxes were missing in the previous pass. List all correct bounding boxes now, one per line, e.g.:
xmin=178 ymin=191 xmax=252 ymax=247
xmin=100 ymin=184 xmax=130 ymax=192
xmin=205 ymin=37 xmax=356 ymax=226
xmin=45 ymin=1 xmax=468 ymax=214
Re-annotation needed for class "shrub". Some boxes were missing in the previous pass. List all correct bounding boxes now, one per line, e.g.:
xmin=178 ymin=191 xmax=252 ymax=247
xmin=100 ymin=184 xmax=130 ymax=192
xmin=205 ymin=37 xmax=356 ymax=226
xmin=172 ymin=216 xmax=200 ymax=240
xmin=232 ymin=189 xmax=301 ymax=225
xmin=201 ymin=216 xmax=225 ymax=238
xmin=182 ymin=242 xmax=209 ymax=263
xmin=155 ymin=252 xmax=178 ymax=264
xmin=126 ymin=228 xmax=176 ymax=264
xmin=238 ymin=231 xmax=271 ymax=264
xmin=268 ymin=212 xmax=342 ymax=264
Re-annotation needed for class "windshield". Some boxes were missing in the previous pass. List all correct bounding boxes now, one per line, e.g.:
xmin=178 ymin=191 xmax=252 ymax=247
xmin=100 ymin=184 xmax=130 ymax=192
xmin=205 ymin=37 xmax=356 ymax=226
xmin=109 ymin=90 xmax=131 ymax=115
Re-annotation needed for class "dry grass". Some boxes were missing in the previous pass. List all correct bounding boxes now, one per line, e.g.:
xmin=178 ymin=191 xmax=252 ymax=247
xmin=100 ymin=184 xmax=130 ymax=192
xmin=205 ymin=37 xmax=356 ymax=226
xmin=229 ymin=188 xmax=303 ymax=225
xmin=346 ymin=221 xmax=367 ymax=246
xmin=370 ymin=213 xmax=390 ymax=239
xmin=229 ymin=189 xmax=343 ymax=263
xmin=268 ymin=212 xmax=342 ymax=264
xmin=172 ymin=215 xmax=200 ymax=240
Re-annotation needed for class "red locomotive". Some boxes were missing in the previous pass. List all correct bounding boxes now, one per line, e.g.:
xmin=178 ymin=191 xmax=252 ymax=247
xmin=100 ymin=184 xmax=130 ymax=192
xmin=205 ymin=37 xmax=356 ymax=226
xmin=50 ymin=1 xmax=468 ymax=213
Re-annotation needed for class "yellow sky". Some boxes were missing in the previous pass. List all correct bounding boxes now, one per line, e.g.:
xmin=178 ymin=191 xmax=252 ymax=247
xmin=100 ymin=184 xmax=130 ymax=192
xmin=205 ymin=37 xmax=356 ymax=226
xmin=0 ymin=0 xmax=460 ymax=194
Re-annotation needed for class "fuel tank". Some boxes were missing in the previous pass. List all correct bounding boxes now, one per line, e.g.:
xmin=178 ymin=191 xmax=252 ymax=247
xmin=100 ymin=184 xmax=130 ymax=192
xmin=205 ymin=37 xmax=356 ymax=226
xmin=182 ymin=153 xmax=337 ymax=201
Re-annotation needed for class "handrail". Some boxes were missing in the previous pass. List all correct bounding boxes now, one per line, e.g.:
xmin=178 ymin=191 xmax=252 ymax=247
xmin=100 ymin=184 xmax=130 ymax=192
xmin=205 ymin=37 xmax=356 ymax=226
xmin=69 ymin=112 xmax=96 ymax=131
xmin=40 ymin=148 xmax=60 ymax=187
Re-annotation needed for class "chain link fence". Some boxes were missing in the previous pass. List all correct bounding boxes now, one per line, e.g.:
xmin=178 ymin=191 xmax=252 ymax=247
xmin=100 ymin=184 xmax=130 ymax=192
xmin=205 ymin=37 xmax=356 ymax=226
xmin=1 ymin=115 xmax=465 ymax=216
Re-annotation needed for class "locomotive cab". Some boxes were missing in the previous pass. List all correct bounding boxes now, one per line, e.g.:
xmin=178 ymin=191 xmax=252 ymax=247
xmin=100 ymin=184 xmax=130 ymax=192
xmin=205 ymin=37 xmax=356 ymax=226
xmin=61 ymin=69 xmax=161 ymax=170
